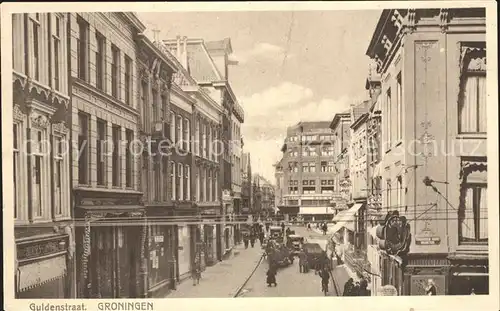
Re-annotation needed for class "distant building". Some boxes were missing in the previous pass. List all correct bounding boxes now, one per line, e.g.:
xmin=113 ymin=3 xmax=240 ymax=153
xmin=241 ymin=152 xmax=253 ymax=215
xmin=279 ymin=121 xmax=339 ymax=221
xmin=252 ymin=174 xmax=275 ymax=218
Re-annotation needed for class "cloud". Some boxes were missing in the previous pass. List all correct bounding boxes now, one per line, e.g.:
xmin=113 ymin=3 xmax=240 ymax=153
xmin=230 ymin=42 xmax=294 ymax=64
xmin=240 ymin=82 xmax=362 ymax=179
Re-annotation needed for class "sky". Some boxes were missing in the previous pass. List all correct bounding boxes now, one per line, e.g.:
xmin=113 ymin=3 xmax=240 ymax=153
xmin=138 ymin=10 xmax=381 ymax=183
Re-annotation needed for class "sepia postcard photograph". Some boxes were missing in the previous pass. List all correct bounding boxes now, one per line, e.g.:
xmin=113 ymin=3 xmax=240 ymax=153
xmin=1 ymin=2 xmax=498 ymax=311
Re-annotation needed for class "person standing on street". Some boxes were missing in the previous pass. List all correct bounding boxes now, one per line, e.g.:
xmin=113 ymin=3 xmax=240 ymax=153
xmin=319 ymin=267 xmax=330 ymax=294
xmin=298 ymin=250 xmax=306 ymax=273
xmin=343 ymin=278 xmax=354 ymax=296
xmin=281 ymin=222 xmax=285 ymax=234
xmin=266 ymin=266 xmax=278 ymax=287
xmin=243 ymin=234 xmax=249 ymax=249
xmin=322 ymin=223 xmax=328 ymax=235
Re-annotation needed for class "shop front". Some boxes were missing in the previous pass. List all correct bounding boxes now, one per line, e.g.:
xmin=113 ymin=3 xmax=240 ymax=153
xmin=145 ymin=207 xmax=177 ymax=298
xmin=177 ymin=224 xmax=192 ymax=279
xmin=447 ymin=255 xmax=488 ymax=295
xmin=16 ymin=233 xmax=73 ymax=298
xmin=74 ymin=189 xmax=145 ymax=298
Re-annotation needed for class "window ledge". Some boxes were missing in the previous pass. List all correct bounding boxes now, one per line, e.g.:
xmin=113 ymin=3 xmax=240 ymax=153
xmin=456 ymin=134 xmax=487 ymax=140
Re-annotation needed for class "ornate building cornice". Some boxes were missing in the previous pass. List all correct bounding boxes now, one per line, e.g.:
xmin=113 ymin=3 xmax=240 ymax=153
xmin=52 ymin=122 xmax=69 ymax=135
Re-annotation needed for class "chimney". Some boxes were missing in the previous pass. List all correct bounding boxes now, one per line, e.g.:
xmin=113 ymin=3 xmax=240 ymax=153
xmin=182 ymin=36 xmax=188 ymax=69
xmin=176 ymin=35 xmax=181 ymax=61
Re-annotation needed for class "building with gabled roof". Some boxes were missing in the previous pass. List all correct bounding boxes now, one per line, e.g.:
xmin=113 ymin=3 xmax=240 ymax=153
xmin=162 ymin=35 xmax=244 ymax=253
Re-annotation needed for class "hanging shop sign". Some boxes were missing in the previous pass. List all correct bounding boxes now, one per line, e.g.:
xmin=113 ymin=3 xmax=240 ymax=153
xmin=222 ymin=189 xmax=232 ymax=202
xmin=376 ymin=210 xmax=412 ymax=256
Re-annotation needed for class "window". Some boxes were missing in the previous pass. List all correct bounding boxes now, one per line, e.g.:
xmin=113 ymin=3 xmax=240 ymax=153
xmin=95 ymin=32 xmax=105 ymax=90
xmin=13 ymin=124 xmax=20 ymax=219
xmin=178 ymin=163 xmax=183 ymax=201
xmin=111 ymin=45 xmax=120 ymax=98
xmin=200 ymin=169 xmax=205 ymax=202
xmin=170 ymin=112 xmax=176 ymax=143
xmin=77 ymin=16 xmax=89 ymax=80
xmin=177 ymin=115 xmax=182 ymax=146
xmin=30 ymin=14 xmax=41 ymax=80
xmin=303 ymin=146 xmax=316 ymax=157
xmin=396 ymin=73 xmax=403 ymax=141
xmin=151 ymin=89 xmax=158 ymax=123
xmin=124 ymin=56 xmax=132 ymax=105
xmin=303 ymin=162 xmax=316 ymax=173
xmin=208 ymin=170 xmax=212 ymax=202
xmin=195 ymin=119 xmax=200 ymax=156
xmin=460 ymin=185 xmax=487 ymax=243
xmin=161 ymin=96 xmax=168 ymax=121
xmin=289 ymin=187 xmax=298 ymax=195
xmin=170 ymin=162 xmax=176 ymax=200
xmin=183 ymin=118 xmax=189 ymax=151
xmin=153 ymin=159 xmax=160 ymax=201
xmin=112 ymin=125 xmax=121 ymax=187
xmin=185 ymin=165 xmax=190 ymax=201
xmin=459 ymin=74 xmax=487 ymax=133
xmin=196 ymin=170 xmax=200 ymax=202
xmin=52 ymin=15 xmax=62 ymax=90
xmin=213 ymin=171 xmax=218 ymax=200
xmin=53 ymin=136 xmax=64 ymax=216
xmin=202 ymin=124 xmax=207 ymax=157
xmin=78 ymin=113 xmax=90 ymax=184
xmin=162 ymin=157 xmax=169 ymax=201
xmin=321 ymin=161 xmax=328 ymax=172
xmin=303 ymin=187 xmax=316 ymax=194
xmin=125 ymin=129 xmax=133 ymax=188
xmin=321 ymin=145 xmax=334 ymax=156
xmin=142 ymin=82 xmax=149 ymax=131
xmin=386 ymin=88 xmax=392 ymax=146
xmin=32 ymin=129 xmax=45 ymax=218
xmin=96 ymin=119 xmax=106 ymax=186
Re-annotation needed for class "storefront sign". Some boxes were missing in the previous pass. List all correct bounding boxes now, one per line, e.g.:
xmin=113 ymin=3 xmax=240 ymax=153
xmin=415 ymin=216 xmax=441 ymax=245
xmin=17 ymin=235 xmax=68 ymax=261
xmin=18 ymin=255 xmax=67 ymax=292
xmin=154 ymin=235 xmax=164 ymax=243
xmin=222 ymin=190 xmax=232 ymax=202
xmin=378 ymin=285 xmax=398 ymax=296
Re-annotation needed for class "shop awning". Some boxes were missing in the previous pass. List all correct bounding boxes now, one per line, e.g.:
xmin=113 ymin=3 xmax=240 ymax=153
xmin=328 ymin=222 xmax=345 ymax=236
xmin=452 ymin=272 xmax=488 ymax=276
xmin=18 ymin=255 xmax=67 ymax=292
xmin=334 ymin=203 xmax=364 ymax=231
xmin=299 ymin=207 xmax=334 ymax=215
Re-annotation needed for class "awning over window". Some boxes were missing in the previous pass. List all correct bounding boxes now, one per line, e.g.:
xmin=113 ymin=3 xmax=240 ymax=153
xmin=333 ymin=203 xmax=364 ymax=231
xmin=299 ymin=207 xmax=334 ymax=215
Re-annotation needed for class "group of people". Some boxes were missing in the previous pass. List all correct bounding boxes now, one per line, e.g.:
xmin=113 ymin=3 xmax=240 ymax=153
xmin=305 ymin=222 xmax=329 ymax=235
xmin=243 ymin=225 xmax=265 ymax=249
xmin=343 ymin=278 xmax=370 ymax=296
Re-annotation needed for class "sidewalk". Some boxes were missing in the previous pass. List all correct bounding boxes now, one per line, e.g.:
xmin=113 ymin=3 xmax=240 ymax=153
xmin=166 ymin=243 xmax=264 ymax=298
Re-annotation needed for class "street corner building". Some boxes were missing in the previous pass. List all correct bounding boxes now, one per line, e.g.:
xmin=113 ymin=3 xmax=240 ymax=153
xmin=12 ymin=12 xmax=76 ymax=298
xmin=277 ymin=121 xmax=340 ymax=222
xmin=360 ymin=8 xmax=488 ymax=296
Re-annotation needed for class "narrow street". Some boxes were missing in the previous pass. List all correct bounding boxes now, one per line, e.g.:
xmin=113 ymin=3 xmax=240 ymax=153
xmin=237 ymin=226 xmax=346 ymax=297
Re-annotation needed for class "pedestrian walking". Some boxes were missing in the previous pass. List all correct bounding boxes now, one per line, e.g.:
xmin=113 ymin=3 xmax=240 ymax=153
xmin=243 ymin=235 xmax=249 ymax=249
xmin=343 ymin=278 xmax=354 ymax=296
xmin=357 ymin=279 xmax=370 ymax=296
xmin=259 ymin=231 xmax=265 ymax=245
xmin=322 ymin=223 xmax=328 ymax=235
xmin=298 ymin=250 xmax=306 ymax=273
xmin=266 ymin=267 xmax=277 ymax=287
xmin=191 ymin=260 xmax=201 ymax=286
